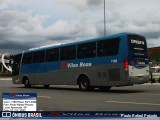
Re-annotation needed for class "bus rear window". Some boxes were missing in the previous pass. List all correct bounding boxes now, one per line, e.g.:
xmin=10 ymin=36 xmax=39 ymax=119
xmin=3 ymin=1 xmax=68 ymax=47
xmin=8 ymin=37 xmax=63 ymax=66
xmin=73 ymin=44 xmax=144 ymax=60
xmin=128 ymin=35 xmax=147 ymax=51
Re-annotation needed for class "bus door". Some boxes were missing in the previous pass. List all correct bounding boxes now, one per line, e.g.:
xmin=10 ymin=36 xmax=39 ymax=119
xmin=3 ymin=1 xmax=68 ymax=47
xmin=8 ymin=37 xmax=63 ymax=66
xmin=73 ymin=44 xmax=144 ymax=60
xmin=127 ymin=35 xmax=149 ymax=78
xmin=12 ymin=54 xmax=22 ymax=76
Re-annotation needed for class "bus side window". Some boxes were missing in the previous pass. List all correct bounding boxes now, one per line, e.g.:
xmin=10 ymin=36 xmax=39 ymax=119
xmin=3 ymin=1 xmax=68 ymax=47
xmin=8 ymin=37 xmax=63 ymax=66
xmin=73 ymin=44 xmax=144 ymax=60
xmin=22 ymin=52 xmax=33 ymax=64
xmin=77 ymin=42 xmax=96 ymax=59
xmin=60 ymin=45 xmax=76 ymax=60
xmin=45 ymin=48 xmax=59 ymax=62
xmin=97 ymin=38 xmax=120 ymax=57
xmin=33 ymin=50 xmax=45 ymax=63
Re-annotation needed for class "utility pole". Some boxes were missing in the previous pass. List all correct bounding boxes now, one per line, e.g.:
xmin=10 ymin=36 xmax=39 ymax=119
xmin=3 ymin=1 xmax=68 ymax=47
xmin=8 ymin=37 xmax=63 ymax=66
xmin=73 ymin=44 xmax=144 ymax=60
xmin=104 ymin=0 xmax=106 ymax=36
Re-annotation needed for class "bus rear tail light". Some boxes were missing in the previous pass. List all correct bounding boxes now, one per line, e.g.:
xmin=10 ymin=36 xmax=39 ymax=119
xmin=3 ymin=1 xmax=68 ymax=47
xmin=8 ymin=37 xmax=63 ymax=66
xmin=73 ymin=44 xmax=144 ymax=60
xmin=124 ymin=58 xmax=129 ymax=70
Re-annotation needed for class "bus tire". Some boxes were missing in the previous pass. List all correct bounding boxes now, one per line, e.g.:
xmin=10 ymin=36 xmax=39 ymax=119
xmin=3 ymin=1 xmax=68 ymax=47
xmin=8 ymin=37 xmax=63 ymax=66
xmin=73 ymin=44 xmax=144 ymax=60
xmin=43 ymin=85 xmax=50 ymax=89
xmin=78 ymin=76 xmax=90 ymax=91
xmin=23 ymin=78 xmax=31 ymax=88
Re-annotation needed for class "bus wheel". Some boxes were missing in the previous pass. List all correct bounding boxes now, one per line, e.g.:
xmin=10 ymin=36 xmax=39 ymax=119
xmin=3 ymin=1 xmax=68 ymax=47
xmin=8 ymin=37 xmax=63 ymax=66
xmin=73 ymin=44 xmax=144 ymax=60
xmin=24 ymin=78 xmax=31 ymax=88
xmin=78 ymin=76 xmax=90 ymax=91
xmin=43 ymin=85 xmax=50 ymax=89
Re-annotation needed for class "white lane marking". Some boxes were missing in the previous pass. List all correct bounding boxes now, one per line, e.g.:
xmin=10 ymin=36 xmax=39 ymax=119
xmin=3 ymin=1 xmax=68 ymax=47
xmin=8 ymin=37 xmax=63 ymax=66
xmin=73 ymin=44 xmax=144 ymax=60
xmin=106 ymin=101 xmax=160 ymax=106
xmin=38 ymin=96 xmax=52 ymax=99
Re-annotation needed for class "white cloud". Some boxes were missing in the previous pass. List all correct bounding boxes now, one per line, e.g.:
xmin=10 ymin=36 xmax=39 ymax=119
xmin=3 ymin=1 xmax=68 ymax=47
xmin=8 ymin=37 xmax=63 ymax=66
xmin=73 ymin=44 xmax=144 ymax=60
xmin=0 ymin=0 xmax=22 ymax=9
xmin=0 ymin=0 xmax=160 ymax=53
xmin=0 ymin=10 xmax=47 ymax=41
xmin=0 ymin=9 xmax=98 ymax=52
xmin=45 ymin=20 xmax=98 ymax=41
xmin=56 ymin=0 xmax=104 ymax=11
xmin=56 ymin=0 xmax=88 ymax=11
xmin=0 ymin=9 xmax=98 ymax=41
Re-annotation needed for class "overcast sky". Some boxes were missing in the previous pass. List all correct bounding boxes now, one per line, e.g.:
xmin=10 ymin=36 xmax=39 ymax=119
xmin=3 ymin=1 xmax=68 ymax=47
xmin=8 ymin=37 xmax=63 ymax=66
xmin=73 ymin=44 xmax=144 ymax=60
xmin=0 ymin=0 xmax=160 ymax=53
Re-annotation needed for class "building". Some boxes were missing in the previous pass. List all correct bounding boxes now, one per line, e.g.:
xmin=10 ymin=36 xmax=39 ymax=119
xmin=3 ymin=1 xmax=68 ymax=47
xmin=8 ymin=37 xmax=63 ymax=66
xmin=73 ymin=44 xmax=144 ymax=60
xmin=148 ymin=47 xmax=160 ymax=57
xmin=148 ymin=47 xmax=160 ymax=65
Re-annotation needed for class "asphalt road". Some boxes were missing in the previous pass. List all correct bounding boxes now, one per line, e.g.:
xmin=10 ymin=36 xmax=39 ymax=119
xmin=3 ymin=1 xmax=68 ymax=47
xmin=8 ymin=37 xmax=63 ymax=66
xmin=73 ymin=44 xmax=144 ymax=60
xmin=0 ymin=78 xmax=160 ymax=111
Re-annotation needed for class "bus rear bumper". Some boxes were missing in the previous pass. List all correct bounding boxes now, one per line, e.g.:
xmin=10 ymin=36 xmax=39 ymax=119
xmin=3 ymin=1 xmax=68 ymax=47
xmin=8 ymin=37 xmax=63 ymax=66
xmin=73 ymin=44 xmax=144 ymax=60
xmin=129 ymin=75 xmax=150 ymax=84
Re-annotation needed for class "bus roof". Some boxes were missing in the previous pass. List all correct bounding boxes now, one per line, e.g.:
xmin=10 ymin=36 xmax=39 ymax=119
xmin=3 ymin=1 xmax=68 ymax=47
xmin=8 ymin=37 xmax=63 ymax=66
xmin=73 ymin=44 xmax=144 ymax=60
xmin=15 ymin=32 xmax=144 ymax=55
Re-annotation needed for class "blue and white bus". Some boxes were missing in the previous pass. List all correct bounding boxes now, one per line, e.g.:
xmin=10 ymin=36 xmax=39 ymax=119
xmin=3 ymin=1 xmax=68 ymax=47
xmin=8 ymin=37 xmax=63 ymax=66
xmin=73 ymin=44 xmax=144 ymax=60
xmin=11 ymin=33 xmax=150 ymax=90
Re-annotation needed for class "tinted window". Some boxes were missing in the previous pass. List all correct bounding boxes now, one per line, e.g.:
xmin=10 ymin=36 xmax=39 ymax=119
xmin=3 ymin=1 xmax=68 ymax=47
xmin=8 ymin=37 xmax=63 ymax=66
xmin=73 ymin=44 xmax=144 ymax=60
xmin=45 ymin=48 xmax=59 ymax=62
xmin=98 ymin=38 xmax=120 ymax=56
xmin=33 ymin=50 xmax=45 ymax=63
xmin=77 ymin=42 xmax=96 ymax=59
xmin=22 ymin=52 xmax=33 ymax=64
xmin=128 ymin=35 xmax=147 ymax=51
xmin=60 ymin=45 xmax=76 ymax=60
